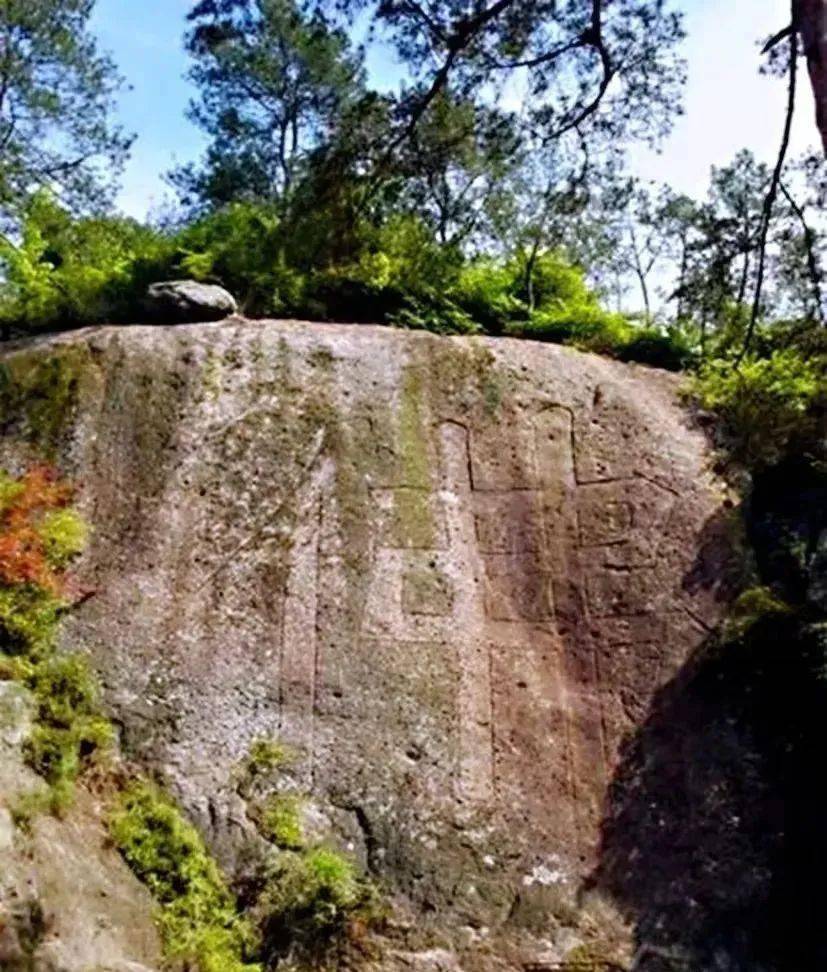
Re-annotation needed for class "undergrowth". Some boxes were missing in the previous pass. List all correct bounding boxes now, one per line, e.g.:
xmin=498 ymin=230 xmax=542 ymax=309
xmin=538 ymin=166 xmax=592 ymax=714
xmin=109 ymin=781 xmax=262 ymax=972
xmin=0 ymin=465 xmax=108 ymax=815
xmin=237 ymin=737 xmax=384 ymax=966
xmin=1 ymin=193 xmax=694 ymax=371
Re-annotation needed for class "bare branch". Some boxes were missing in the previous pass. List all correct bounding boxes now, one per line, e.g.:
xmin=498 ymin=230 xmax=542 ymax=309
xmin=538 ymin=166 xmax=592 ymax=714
xmin=762 ymin=23 xmax=793 ymax=54
xmin=740 ymin=8 xmax=798 ymax=360
xmin=780 ymin=179 xmax=825 ymax=323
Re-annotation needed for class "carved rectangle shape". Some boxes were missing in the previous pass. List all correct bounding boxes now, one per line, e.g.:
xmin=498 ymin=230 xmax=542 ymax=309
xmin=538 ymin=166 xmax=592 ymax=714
xmin=402 ymin=566 xmax=455 ymax=617
xmin=585 ymin=567 xmax=661 ymax=618
xmin=473 ymin=491 xmax=544 ymax=554
xmin=372 ymin=487 xmax=447 ymax=550
xmin=483 ymin=554 xmax=555 ymax=621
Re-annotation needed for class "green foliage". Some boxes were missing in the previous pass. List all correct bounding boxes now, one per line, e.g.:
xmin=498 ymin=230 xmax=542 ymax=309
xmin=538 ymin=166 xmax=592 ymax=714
xmin=175 ymin=0 xmax=365 ymax=210
xmin=0 ymin=470 xmax=25 ymax=511
xmin=0 ymin=467 xmax=107 ymax=813
xmin=37 ymin=508 xmax=88 ymax=568
xmin=617 ymin=325 xmax=697 ymax=371
xmin=0 ymin=0 xmax=131 ymax=220
xmin=0 ymin=584 xmax=64 ymax=657
xmin=254 ymin=844 xmax=378 ymax=962
xmin=693 ymin=349 xmax=826 ymax=469
xmin=723 ymin=586 xmax=792 ymax=641
xmin=22 ymin=652 xmax=113 ymax=796
xmin=0 ymin=192 xmax=173 ymax=336
xmin=176 ymin=203 xmax=303 ymax=315
xmin=259 ymin=794 xmax=306 ymax=851
xmin=0 ymin=196 xmax=691 ymax=372
xmin=234 ymin=735 xmax=383 ymax=963
xmin=244 ymin=737 xmax=295 ymax=777
xmin=110 ymin=782 xmax=261 ymax=972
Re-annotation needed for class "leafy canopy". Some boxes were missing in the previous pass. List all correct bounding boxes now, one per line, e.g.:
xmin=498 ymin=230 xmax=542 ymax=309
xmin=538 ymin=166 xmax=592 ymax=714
xmin=0 ymin=0 xmax=131 ymax=223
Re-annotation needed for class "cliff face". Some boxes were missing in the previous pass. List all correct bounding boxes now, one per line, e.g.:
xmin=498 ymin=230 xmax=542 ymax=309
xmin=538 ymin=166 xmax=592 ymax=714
xmin=0 ymin=320 xmax=734 ymax=968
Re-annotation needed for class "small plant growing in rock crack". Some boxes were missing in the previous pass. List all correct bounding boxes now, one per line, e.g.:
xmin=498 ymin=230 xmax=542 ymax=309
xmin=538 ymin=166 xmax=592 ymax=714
xmin=237 ymin=736 xmax=385 ymax=965
xmin=259 ymin=792 xmax=306 ymax=851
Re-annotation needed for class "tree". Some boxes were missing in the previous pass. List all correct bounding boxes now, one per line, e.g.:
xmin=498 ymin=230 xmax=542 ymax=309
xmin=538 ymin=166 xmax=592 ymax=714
xmin=605 ymin=180 xmax=684 ymax=321
xmin=394 ymin=91 xmax=519 ymax=248
xmin=798 ymin=0 xmax=827 ymax=154
xmin=319 ymin=0 xmax=686 ymax=153
xmin=173 ymin=0 xmax=366 ymax=212
xmin=0 ymin=0 xmax=131 ymax=223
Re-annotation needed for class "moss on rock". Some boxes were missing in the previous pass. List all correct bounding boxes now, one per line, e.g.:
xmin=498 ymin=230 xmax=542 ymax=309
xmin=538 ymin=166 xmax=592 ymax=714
xmin=0 ymin=345 xmax=96 ymax=455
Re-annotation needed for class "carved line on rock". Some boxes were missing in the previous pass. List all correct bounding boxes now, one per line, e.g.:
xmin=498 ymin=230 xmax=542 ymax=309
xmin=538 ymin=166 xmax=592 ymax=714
xmin=278 ymin=455 xmax=333 ymax=788
xmin=439 ymin=420 xmax=495 ymax=805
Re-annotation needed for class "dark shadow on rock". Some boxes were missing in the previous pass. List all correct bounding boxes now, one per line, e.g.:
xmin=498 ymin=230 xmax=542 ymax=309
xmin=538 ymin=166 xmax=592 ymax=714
xmin=588 ymin=460 xmax=827 ymax=971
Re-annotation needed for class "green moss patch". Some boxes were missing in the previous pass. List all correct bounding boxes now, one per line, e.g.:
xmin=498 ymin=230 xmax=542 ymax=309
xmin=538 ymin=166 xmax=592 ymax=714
xmin=0 ymin=345 xmax=95 ymax=454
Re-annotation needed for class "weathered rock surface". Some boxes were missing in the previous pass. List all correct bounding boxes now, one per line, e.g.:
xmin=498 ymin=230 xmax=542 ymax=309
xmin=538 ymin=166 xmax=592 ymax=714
xmin=0 ymin=320 xmax=736 ymax=968
xmin=144 ymin=279 xmax=238 ymax=323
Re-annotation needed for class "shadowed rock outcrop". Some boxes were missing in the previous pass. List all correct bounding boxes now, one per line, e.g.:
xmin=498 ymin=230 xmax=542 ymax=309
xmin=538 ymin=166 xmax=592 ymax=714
xmin=0 ymin=320 xmax=735 ymax=968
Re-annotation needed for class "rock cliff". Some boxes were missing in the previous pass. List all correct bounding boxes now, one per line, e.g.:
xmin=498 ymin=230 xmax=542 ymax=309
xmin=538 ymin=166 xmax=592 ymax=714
xmin=0 ymin=320 xmax=735 ymax=969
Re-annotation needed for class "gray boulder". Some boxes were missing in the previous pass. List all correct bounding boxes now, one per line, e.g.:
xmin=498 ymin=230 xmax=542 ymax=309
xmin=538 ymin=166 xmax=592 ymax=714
xmin=144 ymin=280 xmax=238 ymax=323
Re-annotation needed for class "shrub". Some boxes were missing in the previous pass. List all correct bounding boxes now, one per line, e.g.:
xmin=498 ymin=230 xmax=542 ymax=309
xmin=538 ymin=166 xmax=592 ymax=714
xmin=693 ymin=349 xmax=826 ymax=469
xmin=0 ymin=466 xmax=83 ymax=657
xmin=0 ymin=192 xmax=173 ymax=336
xmin=447 ymin=258 xmax=523 ymax=334
xmin=0 ymin=466 xmax=110 ymax=811
xmin=247 ymin=738 xmax=293 ymax=772
xmin=617 ymin=325 xmax=697 ymax=372
xmin=723 ymin=586 xmax=792 ymax=642
xmin=254 ymin=844 xmax=377 ymax=963
xmin=259 ymin=793 xmax=306 ymax=851
xmin=109 ymin=782 xmax=261 ymax=972
xmin=175 ymin=202 xmax=305 ymax=316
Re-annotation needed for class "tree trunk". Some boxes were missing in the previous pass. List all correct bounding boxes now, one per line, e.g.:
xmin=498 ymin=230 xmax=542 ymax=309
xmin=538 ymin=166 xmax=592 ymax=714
xmin=799 ymin=0 xmax=827 ymax=154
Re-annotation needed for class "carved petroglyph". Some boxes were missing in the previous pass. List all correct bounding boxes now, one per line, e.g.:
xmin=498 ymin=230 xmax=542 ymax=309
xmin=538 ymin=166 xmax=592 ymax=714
xmin=363 ymin=421 xmax=495 ymax=803
xmin=279 ymin=457 xmax=336 ymax=785
xmin=439 ymin=421 xmax=496 ymax=804
xmin=362 ymin=407 xmax=585 ymax=810
xmin=278 ymin=395 xmax=688 ymax=845
xmin=7 ymin=323 xmax=733 ymax=964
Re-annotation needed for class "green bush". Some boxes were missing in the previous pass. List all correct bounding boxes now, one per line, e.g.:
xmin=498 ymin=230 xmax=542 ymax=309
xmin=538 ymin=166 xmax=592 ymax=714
xmin=0 ymin=195 xmax=697 ymax=370
xmin=258 ymin=793 xmax=306 ymax=851
xmin=235 ymin=735 xmax=382 ymax=963
xmin=254 ymin=844 xmax=378 ymax=963
xmin=23 ymin=652 xmax=114 ymax=799
xmin=37 ymin=508 xmax=88 ymax=568
xmin=110 ymin=782 xmax=261 ymax=972
xmin=0 ymin=467 xmax=111 ymax=812
xmin=0 ymin=192 xmax=173 ymax=336
xmin=450 ymin=258 xmax=523 ymax=334
xmin=175 ymin=202 xmax=305 ymax=316
xmin=693 ymin=349 xmax=826 ymax=469
xmin=617 ymin=325 xmax=697 ymax=371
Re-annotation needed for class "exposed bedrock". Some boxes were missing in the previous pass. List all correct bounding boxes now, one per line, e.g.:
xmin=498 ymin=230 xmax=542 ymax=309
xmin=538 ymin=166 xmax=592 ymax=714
xmin=0 ymin=320 xmax=741 ymax=968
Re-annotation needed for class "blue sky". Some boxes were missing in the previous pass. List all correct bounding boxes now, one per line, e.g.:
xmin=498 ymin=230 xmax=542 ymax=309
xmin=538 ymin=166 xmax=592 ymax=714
xmin=90 ymin=0 xmax=817 ymax=219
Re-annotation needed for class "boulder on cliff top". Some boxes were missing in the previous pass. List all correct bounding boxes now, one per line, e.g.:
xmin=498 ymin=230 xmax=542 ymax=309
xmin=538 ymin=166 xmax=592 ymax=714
xmin=144 ymin=279 xmax=238 ymax=323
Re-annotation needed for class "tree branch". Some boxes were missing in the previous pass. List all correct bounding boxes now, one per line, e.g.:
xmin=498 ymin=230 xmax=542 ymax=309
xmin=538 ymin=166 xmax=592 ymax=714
xmin=780 ymin=178 xmax=825 ymax=322
xmin=762 ymin=23 xmax=793 ymax=54
xmin=740 ymin=11 xmax=798 ymax=361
